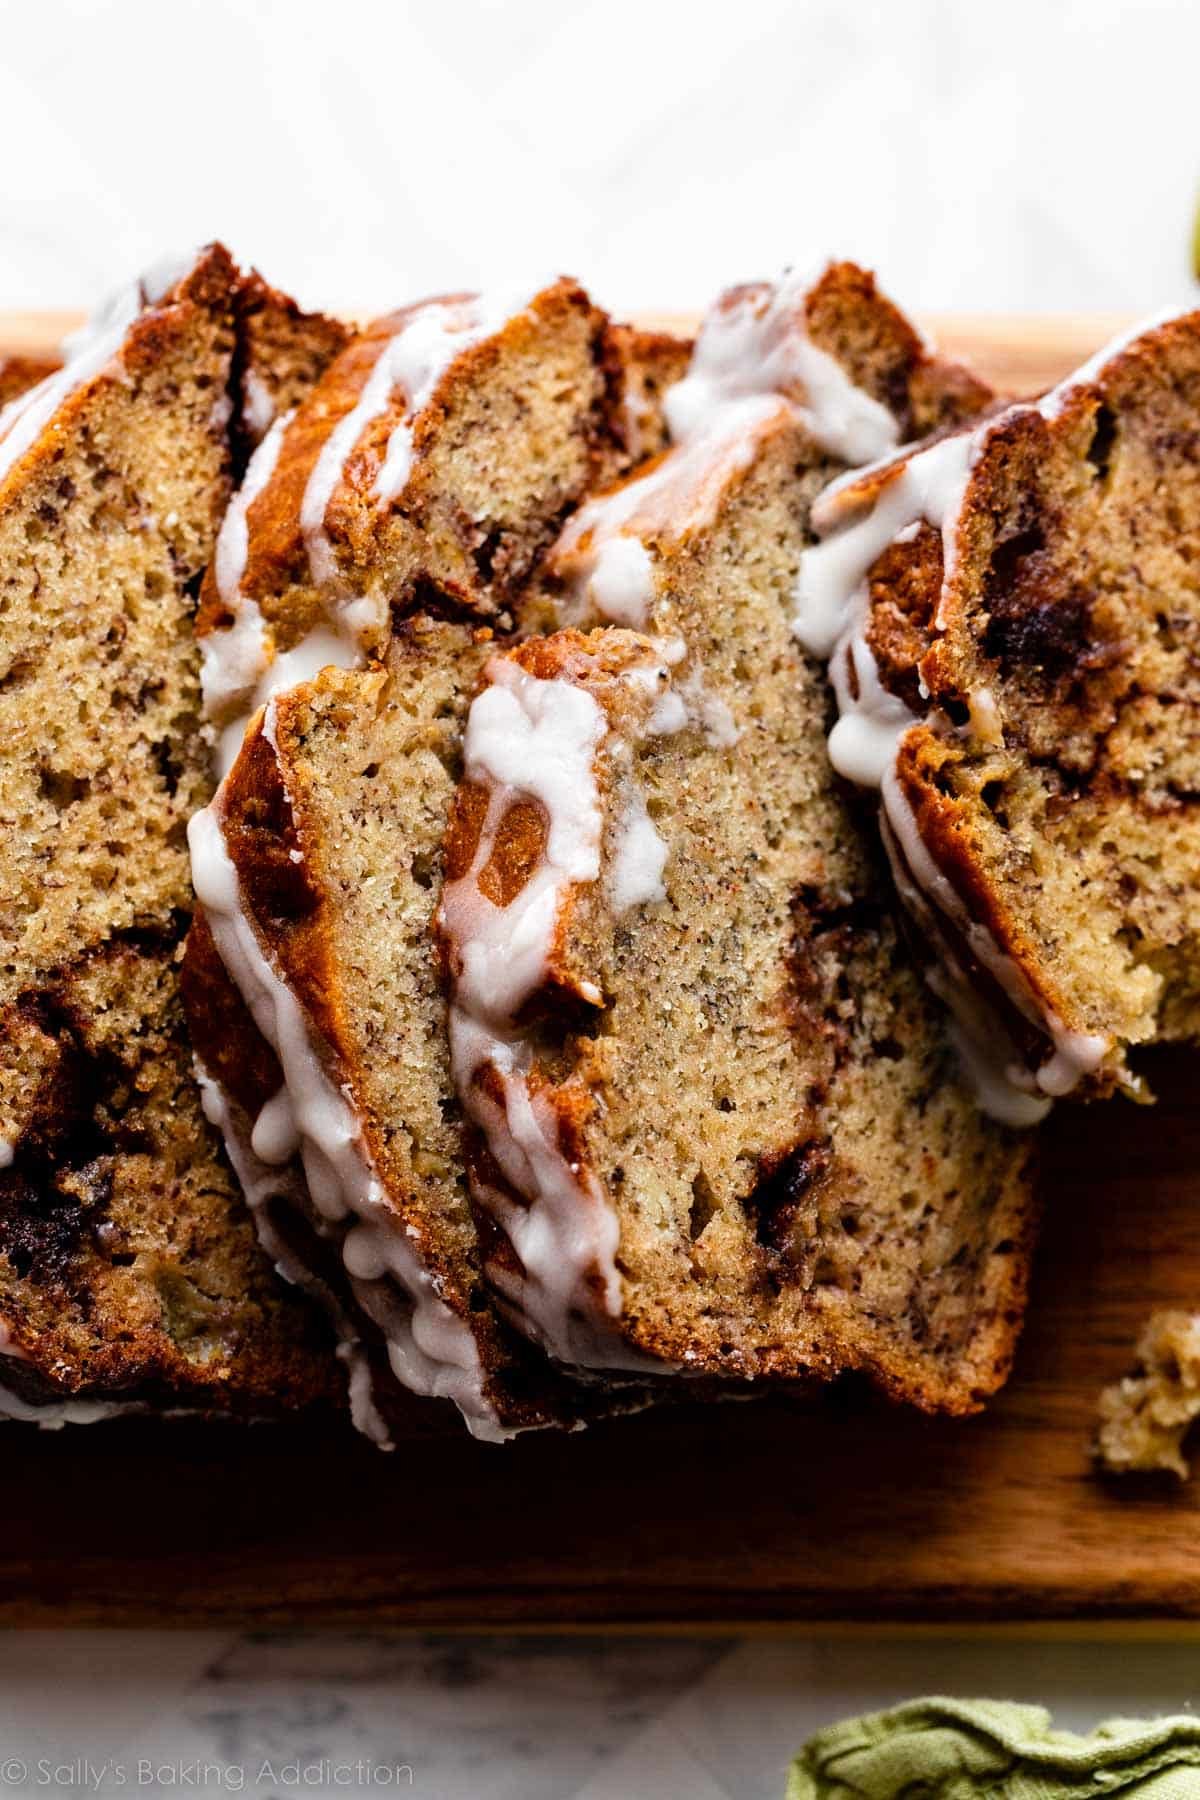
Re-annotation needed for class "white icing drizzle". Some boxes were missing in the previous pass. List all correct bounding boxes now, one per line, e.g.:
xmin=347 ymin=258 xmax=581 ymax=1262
xmin=882 ymin=730 xmax=1109 ymax=1114
xmin=873 ymin=660 xmax=1109 ymax=1114
xmin=884 ymin=771 xmax=1108 ymax=1101
xmin=207 ymin=283 xmax=554 ymax=786
xmin=884 ymin=773 xmax=1114 ymax=1117
xmin=870 ymin=784 xmax=1047 ymax=1129
xmin=609 ymin=785 xmax=669 ymax=914
xmin=879 ymin=785 xmax=1049 ymax=1128
xmin=1035 ymin=304 xmax=1192 ymax=420
xmin=195 ymin=1066 xmax=322 ymax=1292
xmin=626 ymin=653 xmax=687 ymax=735
xmin=136 ymin=247 xmax=204 ymax=308
xmin=553 ymin=396 xmax=783 ymax=630
xmin=199 ymin=413 xmax=368 ymax=777
xmin=204 ymin=285 xmax=552 ymax=781
xmin=551 ymin=266 xmax=900 ymax=642
xmin=794 ymin=431 xmax=976 ymax=663
xmin=202 ymin=413 xmax=289 ymax=721
xmin=795 ymin=436 xmax=963 ymax=805
xmin=967 ymin=684 xmax=1004 ymax=746
xmin=0 ymin=1386 xmax=133 ymax=1429
xmin=447 ymin=661 xmax=609 ymax=1017
xmin=827 ymin=630 xmax=918 ymax=788
xmin=587 ymin=536 xmax=656 ymax=626
xmin=194 ymin=1061 xmax=394 ymax=1449
xmin=663 ymin=268 xmax=901 ymax=466
xmin=335 ymin=1339 xmax=392 ymax=1448
xmin=787 ymin=308 xmax=1195 ymax=1115
xmin=625 ymin=652 xmax=738 ymax=750
xmin=301 ymin=287 xmax=540 ymax=588
xmin=0 ymin=1320 xmax=139 ymax=1427
xmin=187 ymin=804 xmax=510 ymax=1442
xmin=469 ymin=272 xmax=910 ymax=1322
xmin=0 ymin=1139 xmax=13 ymax=1171
xmin=1036 ymin=1025 xmax=1114 ymax=1097
xmin=439 ymin=653 xmax=678 ymax=1369
xmin=241 ymin=367 xmax=276 ymax=443
xmin=250 ymin=1086 xmax=302 ymax=1164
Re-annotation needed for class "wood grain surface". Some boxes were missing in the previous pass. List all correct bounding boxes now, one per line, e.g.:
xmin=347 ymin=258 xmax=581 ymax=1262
xmin=0 ymin=312 xmax=1195 ymax=1631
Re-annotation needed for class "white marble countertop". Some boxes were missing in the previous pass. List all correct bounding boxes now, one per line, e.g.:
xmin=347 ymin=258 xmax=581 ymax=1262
xmin=3 ymin=1 xmax=1200 ymax=1790
xmin=0 ymin=1632 xmax=1197 ymax=1798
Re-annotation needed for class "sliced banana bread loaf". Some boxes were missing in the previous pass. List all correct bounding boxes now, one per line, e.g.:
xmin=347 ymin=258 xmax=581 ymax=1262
xmin=794 ymin=309 xmax=1200 ymax=1117
xmin=196 ymin=262 xmax=1034 ymax=1436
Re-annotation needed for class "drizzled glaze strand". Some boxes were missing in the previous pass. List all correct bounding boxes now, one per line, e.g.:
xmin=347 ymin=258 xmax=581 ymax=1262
xmin=301 ymin=287 xmax=541 ymax=586
xmin=188 ymin=800 xmax=509 ymax=1441
xmin=439 ymin=653 xmax=680 ymax=1368
xmin=551 ymin=268 xmax=902 ymax=634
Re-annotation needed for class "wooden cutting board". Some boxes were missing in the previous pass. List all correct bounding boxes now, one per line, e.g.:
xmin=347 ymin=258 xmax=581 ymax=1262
xmin=1 ymin=312 xmax=1197 ymax=1631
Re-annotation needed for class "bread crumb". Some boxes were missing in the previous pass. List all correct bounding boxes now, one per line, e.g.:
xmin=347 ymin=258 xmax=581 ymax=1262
xmin=1096 ymin=1310 xmax=1200 ymax=1477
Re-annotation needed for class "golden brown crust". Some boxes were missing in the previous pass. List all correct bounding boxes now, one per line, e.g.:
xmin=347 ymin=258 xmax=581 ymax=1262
xmin=180 ymin=908 xmax=283 ymax=1120
xmin=203 ymin=312 xmax=415 ymax=645
xmin=197 ymin=652 xmax=624 ymax=1432
xmin=217 ymin=690 xmax=363 ymax=1070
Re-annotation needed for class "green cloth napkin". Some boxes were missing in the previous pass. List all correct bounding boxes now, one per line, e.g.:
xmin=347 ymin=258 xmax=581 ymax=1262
xmin=787 ymin=1697 xmax=1200 ymax=1799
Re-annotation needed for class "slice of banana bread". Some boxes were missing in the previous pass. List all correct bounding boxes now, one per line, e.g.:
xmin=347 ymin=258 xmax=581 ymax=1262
xmin=795 ymin=309 xmax=1200 ymax=1116
xmin=435 ymin=271 xmax=1033 ymax=1404
xmin=186 ymin=619 xmax=629 ymax=1441
xmin=195 ymin=279 xmax=613 ymax=768
xmin=185 ymin=282 xmax=636 ymax=1439
xmin=0 ymin=246 xmax=345 ymax=1422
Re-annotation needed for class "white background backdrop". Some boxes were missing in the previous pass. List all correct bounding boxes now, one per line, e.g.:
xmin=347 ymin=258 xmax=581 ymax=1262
xmin=2 ymin=0 xmax=1198 ymax=319
xmin=4 ymin=2 xmax=1200 ymax=1795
